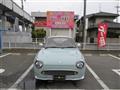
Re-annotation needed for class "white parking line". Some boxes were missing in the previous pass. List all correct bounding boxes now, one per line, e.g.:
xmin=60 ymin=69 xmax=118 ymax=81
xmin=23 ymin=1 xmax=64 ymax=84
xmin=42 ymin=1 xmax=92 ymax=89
xmin=108 ymin=54 xmax=120 ymax=60
xmin=0 ymin=68 xmax=5 ymax=74
xmin=27 ymin=53 xmax=36 ymax=56
xmin=38 ymin=88 xmax=85 ymax=90
xmin=99 ymin=54 xmax=108 ymax=56
xmin=112 ymin=69 xmax=120 ymax=76
xmin=11 ymin=53 xmax=21 ymax=56
xmin=0 ymin=53 xmax=11 ymax=58
xmin=9 ymin=64 xmax=33 ymax=89
xmin=84 ymin=54 xmax=92 ymax=56
xmin=118 ymin=54 xmax=120 ymax=56
xmin=86 ymin=63 xmax=109 ymax=89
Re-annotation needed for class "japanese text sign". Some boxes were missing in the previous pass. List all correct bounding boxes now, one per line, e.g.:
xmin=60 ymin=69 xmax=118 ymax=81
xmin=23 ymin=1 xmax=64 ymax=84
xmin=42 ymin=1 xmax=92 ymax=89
xmin=98 ymin=23 xmax=108 ymax=47
xmin=47 ymin=11 xmax=74 ymax=29
xmin=33 ymin=21 xmax=47 ymax=27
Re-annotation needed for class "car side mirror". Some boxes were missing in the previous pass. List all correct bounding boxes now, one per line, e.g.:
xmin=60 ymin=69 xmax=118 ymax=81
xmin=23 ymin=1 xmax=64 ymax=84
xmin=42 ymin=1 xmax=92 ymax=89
xmin=76 ymin=43 xmax=81 ymax=47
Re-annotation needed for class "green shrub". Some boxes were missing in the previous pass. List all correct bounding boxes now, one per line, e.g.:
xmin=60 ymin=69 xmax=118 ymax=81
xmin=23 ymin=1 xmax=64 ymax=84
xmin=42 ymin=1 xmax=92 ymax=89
xmin=32 ymin=28 xmax=46 ymax=38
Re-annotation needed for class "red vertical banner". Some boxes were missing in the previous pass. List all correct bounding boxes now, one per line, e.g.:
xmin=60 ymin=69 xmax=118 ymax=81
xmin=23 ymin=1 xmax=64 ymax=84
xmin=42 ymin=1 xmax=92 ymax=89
xmin=98 ymin=23 xmax=108 ymax=47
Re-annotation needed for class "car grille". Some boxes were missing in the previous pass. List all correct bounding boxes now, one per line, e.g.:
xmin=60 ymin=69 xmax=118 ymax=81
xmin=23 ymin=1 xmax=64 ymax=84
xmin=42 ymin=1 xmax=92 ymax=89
xmin=41 ymin=70 xmax=78 ymax=75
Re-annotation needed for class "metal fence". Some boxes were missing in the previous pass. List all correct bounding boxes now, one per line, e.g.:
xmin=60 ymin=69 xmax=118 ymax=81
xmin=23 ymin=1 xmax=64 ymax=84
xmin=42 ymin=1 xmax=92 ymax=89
xmin=3 ymin=38 xmax=45 ymax=49
xmin=81 ymin=43 xmax=120 ymax=50
xmin=2 ymin=38 xmax=120 ymax=50
xmin=3 ymin=42 xmax=41 ymax=49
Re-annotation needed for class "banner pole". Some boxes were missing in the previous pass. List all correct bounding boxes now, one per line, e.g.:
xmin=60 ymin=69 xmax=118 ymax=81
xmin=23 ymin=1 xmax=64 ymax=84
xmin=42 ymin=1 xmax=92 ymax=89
xmin=50 ymin=28 xmax=51 ymax=37
xmin=69 ymin=28 xmax=72 ymax=37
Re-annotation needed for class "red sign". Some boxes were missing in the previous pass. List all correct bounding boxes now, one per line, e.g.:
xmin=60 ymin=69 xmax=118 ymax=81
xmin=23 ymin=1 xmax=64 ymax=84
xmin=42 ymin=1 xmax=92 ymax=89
xmin=47 ymin=11 xmax=74 ymax=29
xmin=97 ymin=23 xmax=108 ymax=47
xmin=33 ymin=21 xmax=47 ymax=27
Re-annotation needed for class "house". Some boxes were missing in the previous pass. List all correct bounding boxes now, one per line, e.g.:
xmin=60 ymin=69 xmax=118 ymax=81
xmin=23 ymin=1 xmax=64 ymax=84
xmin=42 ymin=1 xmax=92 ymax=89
xmin=77 ymin=12 xmax=120 ymax=43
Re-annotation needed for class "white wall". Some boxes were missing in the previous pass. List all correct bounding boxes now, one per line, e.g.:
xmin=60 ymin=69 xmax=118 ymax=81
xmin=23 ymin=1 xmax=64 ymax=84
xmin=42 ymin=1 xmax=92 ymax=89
xmin=51 ymin=29 xmax=69 ymax=36
xmin=50 ymin=28 xmax=75 ymax=38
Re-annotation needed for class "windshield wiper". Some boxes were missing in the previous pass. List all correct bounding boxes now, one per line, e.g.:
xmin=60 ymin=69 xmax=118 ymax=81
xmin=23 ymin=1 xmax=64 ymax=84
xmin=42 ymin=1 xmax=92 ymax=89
xmin=49 ymin=47 xmax=58 ymax=48
xmin=64 ymin=46 xmax=76 ymax=48
xmin=45 ymin=46 xmax=58 ymax=49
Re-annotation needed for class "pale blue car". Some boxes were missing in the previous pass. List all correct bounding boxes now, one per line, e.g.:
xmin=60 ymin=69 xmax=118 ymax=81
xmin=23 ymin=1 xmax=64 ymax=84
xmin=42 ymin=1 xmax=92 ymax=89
xmin=34 ymin=36 xmax=86 ymax=82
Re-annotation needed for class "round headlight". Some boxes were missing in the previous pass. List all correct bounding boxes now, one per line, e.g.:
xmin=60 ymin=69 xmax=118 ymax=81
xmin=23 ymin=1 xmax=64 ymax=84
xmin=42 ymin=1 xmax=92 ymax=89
xmin=76 ymin=61 xmax=84 ymax=69
xmin=34 ymin=61 xmax=43 ymax=69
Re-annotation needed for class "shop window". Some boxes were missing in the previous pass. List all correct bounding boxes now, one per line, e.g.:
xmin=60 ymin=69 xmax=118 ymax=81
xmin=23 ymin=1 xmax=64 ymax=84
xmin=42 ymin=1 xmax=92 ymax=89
xmin=90 ymin=38 xmax=94 ymax=43
xmin=107 ymin=31 xmax=119 ymax=38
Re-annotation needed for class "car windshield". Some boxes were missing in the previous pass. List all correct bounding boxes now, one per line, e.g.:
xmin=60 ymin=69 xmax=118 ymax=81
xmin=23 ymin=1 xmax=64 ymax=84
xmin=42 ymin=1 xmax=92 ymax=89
xmin=45 ymin=37 xmax=76 ymax=48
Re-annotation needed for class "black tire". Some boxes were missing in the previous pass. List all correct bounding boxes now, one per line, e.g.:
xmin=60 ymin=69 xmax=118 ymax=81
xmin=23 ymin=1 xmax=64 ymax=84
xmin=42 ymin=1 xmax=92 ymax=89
xmin=72 ymin=80 xmax=79 ymax=86
xmin=35 ymin=79 xmax=42 ymax=88
xmin=72 ymin=80 xmax=84 ymax=87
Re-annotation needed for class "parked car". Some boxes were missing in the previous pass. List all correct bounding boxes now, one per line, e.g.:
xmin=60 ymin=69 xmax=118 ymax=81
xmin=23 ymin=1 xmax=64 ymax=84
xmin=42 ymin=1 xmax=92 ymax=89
xmin=34 ymin=36 xmax=86 ymax=82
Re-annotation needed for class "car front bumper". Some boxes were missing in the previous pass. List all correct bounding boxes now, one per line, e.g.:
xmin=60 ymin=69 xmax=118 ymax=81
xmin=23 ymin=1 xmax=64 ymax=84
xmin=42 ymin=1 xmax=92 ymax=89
xmin=34 ymin=65 xmax=86 ymax=81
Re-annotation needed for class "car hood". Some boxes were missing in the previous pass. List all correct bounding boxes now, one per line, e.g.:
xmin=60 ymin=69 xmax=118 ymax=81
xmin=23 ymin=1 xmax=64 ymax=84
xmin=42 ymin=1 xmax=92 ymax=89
xmin=36 ymin=48 xmax=85 ymax=65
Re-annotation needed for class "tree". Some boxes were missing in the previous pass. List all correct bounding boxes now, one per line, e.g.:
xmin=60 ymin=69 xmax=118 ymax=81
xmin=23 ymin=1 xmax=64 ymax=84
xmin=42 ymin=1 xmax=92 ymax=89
xmin=31 ymin=28 xmax=46 ymax=38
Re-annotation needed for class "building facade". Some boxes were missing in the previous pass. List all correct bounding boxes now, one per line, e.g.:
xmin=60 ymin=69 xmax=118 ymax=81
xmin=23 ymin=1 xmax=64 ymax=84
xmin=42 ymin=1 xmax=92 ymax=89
xmin=77 ymin=12 xmax=120 ymax=43
xmin=31 ymin=11 xmax=79 ymax=39
xmin=0 ymin=0 xmax=33 ymax=44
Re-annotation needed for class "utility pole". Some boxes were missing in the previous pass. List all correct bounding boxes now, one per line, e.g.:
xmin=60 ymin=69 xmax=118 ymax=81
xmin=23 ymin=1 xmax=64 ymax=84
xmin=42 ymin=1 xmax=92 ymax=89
xmin=99 ymin=3 xmax=102 ymax=12
xmin=115 ymin=0 xmax=120 ymax=22
xmin=83 ymin=0 xmax=87 ymax=50
xmin=21 ymin=0 xmax=26 ymax=32
xmin=21 ymin=0 xmax=24 ymax=9
xmin=0 ymin=11 xmax=5 ymax=54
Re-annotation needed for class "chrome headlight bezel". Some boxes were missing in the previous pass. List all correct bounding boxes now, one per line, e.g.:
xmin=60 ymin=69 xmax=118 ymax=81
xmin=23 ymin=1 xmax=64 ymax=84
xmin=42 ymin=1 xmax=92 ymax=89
xmin=76 ymin=61 xmax=85 ymax=69
xmin=34 ymin=60 xmax=43 ymax=69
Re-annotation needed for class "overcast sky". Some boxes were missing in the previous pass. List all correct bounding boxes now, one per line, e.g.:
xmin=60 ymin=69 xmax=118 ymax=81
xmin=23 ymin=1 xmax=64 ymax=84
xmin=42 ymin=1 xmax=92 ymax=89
xmin=13 ymin=0 xmax=120 ymax=20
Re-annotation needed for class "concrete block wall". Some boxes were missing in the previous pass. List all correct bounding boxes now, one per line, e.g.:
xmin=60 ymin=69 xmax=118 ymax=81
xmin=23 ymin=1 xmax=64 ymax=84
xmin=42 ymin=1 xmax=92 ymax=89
xmin=3 ymin=31 xmax=32 ymax=43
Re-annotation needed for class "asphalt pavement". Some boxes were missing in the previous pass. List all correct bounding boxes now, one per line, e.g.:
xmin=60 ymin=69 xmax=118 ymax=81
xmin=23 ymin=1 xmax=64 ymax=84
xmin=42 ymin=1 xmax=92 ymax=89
xmin=0 ymin=50 xmax=120 ymax=90
xmin=0 ymin=53 xmax=35 ymax=88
